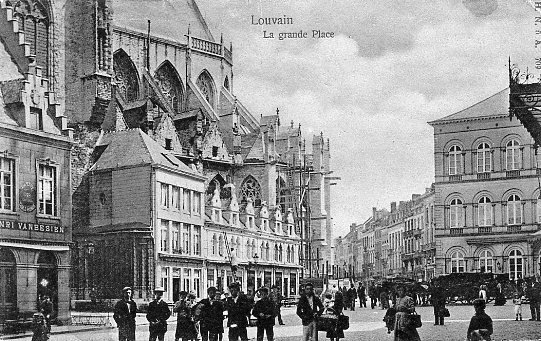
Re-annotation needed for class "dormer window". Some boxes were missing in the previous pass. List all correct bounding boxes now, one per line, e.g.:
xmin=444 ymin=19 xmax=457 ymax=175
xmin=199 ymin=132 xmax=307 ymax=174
xmin=248 ymin=216 xmax=254 ymax=229
xmin=263 ymin=219 xmax=268 ymax=231
xmin=212 ymin=146 xmax=219 ymax=157
xmin=213 ymin=209 xmax=221 ymax=223
xmin=231 ymin=213 xmax=238 ymax=226
xmin=275 ymin=222 xmax=282 ymax=234
xmin=165 ymin=138 xmax=172 ymax=150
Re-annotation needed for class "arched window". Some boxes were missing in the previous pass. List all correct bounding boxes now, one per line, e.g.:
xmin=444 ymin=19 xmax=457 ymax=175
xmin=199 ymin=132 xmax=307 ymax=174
xmin=154 ymin=62 xmax=184 ymax=113
xmin=196 ymin=70 xmax=216 ymax=108
xmin=114 ymin=50 xmax=139 ymax=102
xmin=478 ymin=197 xmax=492 ymax=227
xmin=218 ymin=235 xmax=224 ymax=256
xmin=241 ymin=176 xmax=262 ymax=207
xmin=286 ymin=246 xmax=291 ymax=263
xmin=206 ymin=175 xmax=228 ymax=205
xmin=251 ymin=240 xmax=256 ymax=258
xmin=449 ymin=145 xmax=462 ymax=175
xmin=0 ymin=248 xmax=17 ymax=309
xmin=509 ymin=249 xmax=523 ymax=280
xmin=13 ymin=0 xmax=49 ymax=78
xmin=224 ymin=76 xmax=230 ymax=90
xmin=260 ymin=243 xmax=265 ymax=261
xmin=537 ymin=195 xmax=541 ymax=223
xmin=450 ymin=250 xmax=465 ymax=273
xmin=507 ymin=195 xmax=522 ymax=225
xmin=479 ymin=249 xmax=493 ymax=273
xmin=212 ymin=234 xmax=217 ymax=255
xmin=477 ymin=143 xmax=491 ymax=173
xmin=274 ymin=245 xmax=279 ymax=261
xmin=265 ymin=242 xmax=270 ymax=261
xmin=449 ymin=198 xmax=463 ymax=228
xmin=506 ymin=140 xmax=521 ymax=170
xmin=279 ymin=245 xmax=283 ymax=262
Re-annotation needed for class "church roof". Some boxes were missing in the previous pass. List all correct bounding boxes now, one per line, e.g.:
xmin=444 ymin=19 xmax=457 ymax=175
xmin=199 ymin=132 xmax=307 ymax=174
xmin=91 ymin=128 xmax=197 ymax=174
xmin=112 ymin=0 xmax=214 ymax=43
xmin=429 ymin=88 xmax=509 ymax=124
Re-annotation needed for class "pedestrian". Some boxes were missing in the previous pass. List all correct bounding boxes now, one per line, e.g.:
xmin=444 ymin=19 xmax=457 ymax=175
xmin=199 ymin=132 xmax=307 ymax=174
xmin=252 ymin=287 xmax=275 ymax=341
xmin=380 ymin=290 xmax=389 ymax=310
xmin=478 ymin=285 xmax=487 ymax=303
xmin=270 ymin=285 xmax=285 ymax=325
xmin=357 ymin=283 xmax=366 ymax=308
xmin=173 ymin=291 xmax=197 ymax=341
xmin=199 ymin=287 xmax=225 ymax=341
xmin=146 ymin=287 xmax=171 ymax=341
xmin=296 ymin=282 xmax=324 ymax=341
xmin=393 ymin=284 xmax=421 ymax=341
xmin=431 ymin=284 xmax=446 ymax=326
xmin=342 ymin=285 xmax=349 ymax=311
xmin=466 ymin=299 xmax=493 ymax=341
xmin=528 ymin=280 xmax=541 ymax=321
xmin=347 ymin=284 xmax=356 ymax=311
xmin=31 ymin=313 xmax=49 ymax=341
xmin=327 ymin=290 xmax=345 ymax=341
xmin=39 ymin=295 xmax=54 ymax=333
xmin=369 ymin=284 xmax=378 ymax=309
xmin=113 ymin=286 xmax=137 ymax=341
xmin=224 ymin=282 xmax=251 ymax=341
xmin=512 ymin=293 xmax=523 ymax=321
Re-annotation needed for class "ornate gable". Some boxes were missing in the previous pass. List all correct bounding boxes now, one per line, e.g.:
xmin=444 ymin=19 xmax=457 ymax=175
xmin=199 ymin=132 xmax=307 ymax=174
xmin=201 ymin=123 xmax=232 ymax=161
xmin=151 ymin=114 xmax=182 ymax=152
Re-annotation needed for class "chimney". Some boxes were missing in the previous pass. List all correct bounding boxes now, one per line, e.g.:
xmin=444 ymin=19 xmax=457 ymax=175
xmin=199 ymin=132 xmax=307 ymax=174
xmin=372 ymin=207 xmax=377 ymax=219
xmin=391 ymin=202 xmax=397 ymax=213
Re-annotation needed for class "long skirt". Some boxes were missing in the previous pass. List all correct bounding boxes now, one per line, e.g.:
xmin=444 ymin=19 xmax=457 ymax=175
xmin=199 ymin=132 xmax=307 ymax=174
xmin=394 ymin=312 xmax=421 ymax=341
xmin=175 ymin=316 xmax=197 ymax=340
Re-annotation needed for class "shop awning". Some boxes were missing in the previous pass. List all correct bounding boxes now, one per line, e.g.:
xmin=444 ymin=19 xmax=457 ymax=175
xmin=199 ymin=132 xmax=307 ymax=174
xmin=0 ymin=241 xmax=69 ymax=252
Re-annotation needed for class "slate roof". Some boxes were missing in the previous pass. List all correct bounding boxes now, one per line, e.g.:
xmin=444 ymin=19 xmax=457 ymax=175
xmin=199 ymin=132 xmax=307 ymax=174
xmin=91 ymin=128 xmax=197 ymax=174
xmin=429 ymin=88 xmax=509 ymax=124
xmin=112 ymin=0 xmax=214 ymax=43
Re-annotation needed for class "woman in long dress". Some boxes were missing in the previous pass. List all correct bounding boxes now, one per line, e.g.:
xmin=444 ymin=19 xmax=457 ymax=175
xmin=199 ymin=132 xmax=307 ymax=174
xmin=174 ymin=291 xmax=198 ymax=341
xmin=394 ymin=285 xmax=421 ymax=341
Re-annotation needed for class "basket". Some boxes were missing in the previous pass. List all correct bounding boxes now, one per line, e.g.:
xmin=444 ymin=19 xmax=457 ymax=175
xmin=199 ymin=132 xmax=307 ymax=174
xmin=317 ymin=314 xmax=338 ymax=332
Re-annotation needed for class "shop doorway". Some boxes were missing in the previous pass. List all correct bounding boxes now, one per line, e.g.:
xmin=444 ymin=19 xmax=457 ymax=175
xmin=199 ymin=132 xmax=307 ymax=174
xmin=37 ymin=251 xmax=57 ymax=311
xmin=0 ymin=248 xmax=16 ymax=317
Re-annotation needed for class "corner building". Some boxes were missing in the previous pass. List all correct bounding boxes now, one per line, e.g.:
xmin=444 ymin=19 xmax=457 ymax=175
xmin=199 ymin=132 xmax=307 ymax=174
xmin=0 ymin=0 xmax=73 ymax=323
xmin=430 ymin=88 xmax=541 ymax=279
xmin=68 ymin=0 xmax=333 ymax=301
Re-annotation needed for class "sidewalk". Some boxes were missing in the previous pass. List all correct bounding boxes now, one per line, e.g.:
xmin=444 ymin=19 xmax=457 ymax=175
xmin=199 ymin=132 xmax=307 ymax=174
xmin=0 ymin=307 xmax=298 ymax=340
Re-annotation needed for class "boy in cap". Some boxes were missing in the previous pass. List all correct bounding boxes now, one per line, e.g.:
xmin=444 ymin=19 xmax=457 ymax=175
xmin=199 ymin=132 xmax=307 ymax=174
xmin=113 ymin=286 xmax=137 ymax=341
xmin=252 ymin=287 xmax=275 ymax=341
xmin=224 ymin=282 xmax=251 ymax=341
xmin=147 ymin=287 xmax=171 ymax=341
xmin=199 ymin=286 xmax=225 ymax=341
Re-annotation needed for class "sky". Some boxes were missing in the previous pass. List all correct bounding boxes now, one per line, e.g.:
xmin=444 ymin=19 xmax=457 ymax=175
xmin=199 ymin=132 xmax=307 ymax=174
xmin=196 ymin=0 xmax=538 ymax=238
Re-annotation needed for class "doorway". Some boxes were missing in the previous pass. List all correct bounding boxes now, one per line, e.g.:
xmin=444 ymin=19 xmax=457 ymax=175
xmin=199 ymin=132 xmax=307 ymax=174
xmin=37 ymin=251 xmax=57 ymax=312
xmin=0 ymin=248 xmax=16 ymax=318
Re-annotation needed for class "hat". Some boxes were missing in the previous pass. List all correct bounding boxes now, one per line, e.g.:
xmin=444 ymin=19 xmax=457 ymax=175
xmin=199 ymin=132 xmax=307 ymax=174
xmin=188 ymin=291 xmax=196 ymax=298
xmin=258 ymin=287 xmax=269 ymax=294
xmin=473 ymin=299 xmax=486 ymax=309
xmin=178 ymin=290 xmax=188 ymax=297
xmin=122 ymin=286 xmax=132 ymax=292
xmin=154 ymin=287 xmax=165 ymax=292
xmin=228 ymin=282 xmax=240 ymax=290
xmin=207 ymin=286 xmax=217 ymax=293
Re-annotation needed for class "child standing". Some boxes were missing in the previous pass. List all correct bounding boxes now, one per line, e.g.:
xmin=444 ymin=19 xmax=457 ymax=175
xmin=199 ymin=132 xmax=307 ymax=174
xmin=513 ymin=293 xmax=523 ymax=321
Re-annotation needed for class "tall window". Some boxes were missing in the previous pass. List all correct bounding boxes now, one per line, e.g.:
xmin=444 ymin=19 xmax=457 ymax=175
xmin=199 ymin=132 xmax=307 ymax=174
xmin=265 ymin=243 xmax=270 ymax=260
xmin=193 ymin=226 xmax=201 ymax=256
xmin=450 ymin=250 xmax=465 ymax=273
xmin=506 ymin=140 xmax=521 ymax=170
xmin=154 ymin=61 xmax=183 ymax=112
xmin=279 ymin=245 xmax=283 ymax=262
xmin=537 ymin=195 xmax=541 ymax=223
xmin=114 ymin=50 xmax=139 ymax=102
xmin=172 ymin=222 xmax=180 ymax=253
xmin=477 ymin=143 xmax=491 ymax=173
xmin=0 ymin=158 xmax=14 ymax=211
xmin=449 ymin=198 xmax=463 ymax=228
xmin=478 ymin=197 xmax=492 ymax=226
xmin=274 ymin=245 xmax=279 ymax=261
xmin=218 ymin=236 xmax=224 ymax=256
xmin=196 ymin=71 xmax=216 ymax=108
xmin=449 ymin=145 xmax=462 ymax=175
xmin=161 ymin=267 xmax=169 ymax=292
xmin=192 ymin=192 xmax=201 ymax=214
xmin=241 ymin=176 xmax=262 ymax=206
xmin=160 ymin=183 xmax=169 ymax=207
xmin=183 ymin=268 xmax=191 ymax=291
xmin=260 ymin=243 xmax=265 ymax=261
xmin=182 ymin=224 xmax=190 ymax=254
xmin=509 ymin=250 xmax=523 ymax=280
xmin=38 ymin=164 xmax=56 ymax=216
xmin=212 ymin=234 xmax=217 ymax=256
xmin=160 ymin=220 xmax=169 ymax=252
xmin=479 ymin=250 xmax=493 ymax=273
xmin=246 ymin=240 xmax=251 ymax=259
xmin=183 ymin=189 xmax=191 ymax=211
xmin=193 ymin=269 xmax=201 ymax=298
xmin=172 ymin=186 xmax=180 ymax=210
xmin=507 ymin=195 xmax=522 ymax=225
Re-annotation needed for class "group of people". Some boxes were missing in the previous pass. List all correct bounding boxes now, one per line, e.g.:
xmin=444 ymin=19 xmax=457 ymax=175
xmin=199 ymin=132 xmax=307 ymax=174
xmin=31 ymin=295 xmax=54 ymax=341
xmin=113 ymin=283 xmax=285 ymax=341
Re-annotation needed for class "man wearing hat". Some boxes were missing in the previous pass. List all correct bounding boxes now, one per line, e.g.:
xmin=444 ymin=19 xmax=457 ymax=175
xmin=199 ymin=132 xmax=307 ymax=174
xmin=224 ymin=282 xmax=251 ymax=341
xmin=146 ymin=287 xmax=171 ymax=341
xmin=198 ymin=286 xmax=225 ymax=341
xmin=269 ymin=285 xmax=284 ymax=325
xmin=252 ymin=287 xmax=276 ymax=341
xmin=113 ymin=287 xmax=137 ymax=341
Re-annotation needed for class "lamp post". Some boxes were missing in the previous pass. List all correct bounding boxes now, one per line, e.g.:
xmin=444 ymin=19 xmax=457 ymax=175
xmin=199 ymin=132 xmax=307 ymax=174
xmin=253 ymin=253 xmax=260 ymax=288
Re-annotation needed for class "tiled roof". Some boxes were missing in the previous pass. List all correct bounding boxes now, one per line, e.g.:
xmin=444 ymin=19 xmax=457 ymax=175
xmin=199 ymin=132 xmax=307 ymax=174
xmin=91 ymin=128 xmax=197 ymax=174
xmin=429 ymin=88 xmax=509 ymax=124
xmin=112 ymin=0 xmax=214 ymax=43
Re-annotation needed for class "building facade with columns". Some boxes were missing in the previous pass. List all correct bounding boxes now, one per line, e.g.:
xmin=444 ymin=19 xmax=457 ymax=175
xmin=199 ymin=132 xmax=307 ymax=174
xmin=430 ymin=88 xmax=541 ymax=279
xmin=0 ymin=0 xmax=73 ymax=323
xmin=68 ymin=0 xmax=331 ymax=301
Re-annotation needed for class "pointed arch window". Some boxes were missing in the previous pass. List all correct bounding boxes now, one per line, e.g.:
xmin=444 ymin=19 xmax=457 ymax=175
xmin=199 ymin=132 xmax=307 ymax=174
xmin=478 ymin=249 xmax=493 ymax=273
xmin=506 ymin=140 xmax=521 ymax=170
xmin=448 ymin=145 xmax=462 ymax=175
xmin=478 ymin=197 xmax=492 ymax=227
xmin=477 ymin=143 xmax=491 ymax=173
xmin=13 ymin=0 xmax=49 ymax=78
xmin=113 ymin=50 xmax=139 ymax=102
xmin=449 ymin=198 xmax=463 ymax=228
xmin=537 ymin=195 xmax=541 ymax=223
xmin=507 ymin=194 xmax=522 ymax=225
xmin=196 ymin=71 xmax=216 ymax=108
xmin=450 ymin=250 xmax=465 ymax=273
xmin=154 ymin=62 xmax=183 ymax=113
xmin=274 ymin=245 xmax=279 ymax=261
xmin=241 ymin=176 xmax=262 ymax=207
xmin=509 ymin=249 xmax=523 ymax=280
xmin=224 ymin=76 xmax=230 ymax=90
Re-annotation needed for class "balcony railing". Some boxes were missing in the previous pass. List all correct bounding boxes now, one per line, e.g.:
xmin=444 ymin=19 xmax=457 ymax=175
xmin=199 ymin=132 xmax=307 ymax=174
xmin=507 ymin=225 xmax=521 ymax=233
xmin=478 ymin=226 xmax=492 ymax=234
xmin=506 ymin=170 xmax=521 ymax=178
xmin=449 ymin=174 xmax=462 ymax=181
xmin=477 ymin=172 xmax=490 ymax=180
xmin=450 ymin=228 xmax=464 ymax=236
xmin=191 ymin=37 xmax=222 ymax=56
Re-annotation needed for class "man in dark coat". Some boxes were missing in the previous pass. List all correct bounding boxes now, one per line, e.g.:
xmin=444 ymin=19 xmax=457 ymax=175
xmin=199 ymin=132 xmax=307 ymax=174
xmin=113 ymin=287 xmax=137 ymax=341
xmin=357 ymin=283 xmax=366 ymax=308
xmin=199 ymin=286 xmax=225 ymax=341
xmin=252 ymin=287 xmax=275 ymax=341
xmin=224 ymin=282 xmax=251 ymax=341
xmin=347 ymin=284 xmax=357 ymax=311
xmin=341 ymin=286 xmax=349 ymax=310
xmin=270 ymin=285 xmax=284 ymax=325
xmin=528 ymin=280 xmax=541 ymax=321
xmin=368 ymin=284 xmax=378 ymax=309
xmin=146 ymin=287 xmax=171 ymax=341
xmin=39 ymin=294 xmax=54 ymax=332
xmin=432 ymin=284 xmax=447 ymax=326
xmin=296 ymin=282 xmax=324 ymax=341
